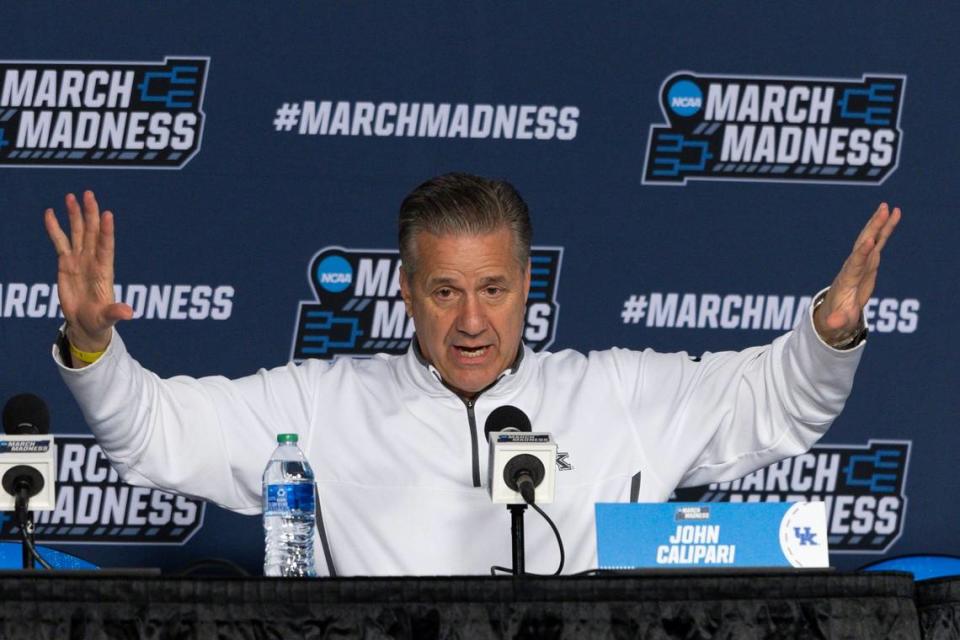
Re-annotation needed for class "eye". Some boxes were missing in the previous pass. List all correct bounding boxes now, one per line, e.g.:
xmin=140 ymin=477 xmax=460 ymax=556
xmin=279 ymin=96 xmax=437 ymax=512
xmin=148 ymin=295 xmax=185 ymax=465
xmin=484 ymin=286 xmax=504 ymax=296
xmin=434 ymin=287 xmax=454 ymax=300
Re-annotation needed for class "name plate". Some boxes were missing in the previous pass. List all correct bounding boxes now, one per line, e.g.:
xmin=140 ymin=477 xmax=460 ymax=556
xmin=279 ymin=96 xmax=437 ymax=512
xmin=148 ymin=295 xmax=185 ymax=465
xmin=595 ymin=502 xmax=829 ymax=569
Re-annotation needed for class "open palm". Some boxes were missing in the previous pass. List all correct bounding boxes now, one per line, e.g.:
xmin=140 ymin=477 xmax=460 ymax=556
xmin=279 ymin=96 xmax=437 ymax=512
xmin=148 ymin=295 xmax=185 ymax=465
xmin=814 ymin=203 xmax=901 ymax=346
xmin=44 ymin=191 xmax=133 ymax=353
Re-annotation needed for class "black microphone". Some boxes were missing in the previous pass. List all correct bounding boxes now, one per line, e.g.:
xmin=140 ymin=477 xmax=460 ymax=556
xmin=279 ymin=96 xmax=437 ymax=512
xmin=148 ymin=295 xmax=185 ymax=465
xmin=485 ymin=406 xmax=543 ymax=503
xmin=1 ymin=393 xmax=55 ymax=569
xmin=503 ymin=454 xmax=545 ymax=504
xmin=484 ymin=405 xmax=532 ymax=443
xmin=3 ymin=393 xmax=50 ymax=435
xmin=1 ymin=393 xmax=51 ymax=497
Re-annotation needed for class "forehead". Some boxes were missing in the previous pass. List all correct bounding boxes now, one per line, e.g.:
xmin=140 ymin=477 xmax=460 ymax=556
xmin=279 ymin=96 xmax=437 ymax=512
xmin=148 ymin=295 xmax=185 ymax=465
xmin=411 ymin=228 xmax=523 ymax=280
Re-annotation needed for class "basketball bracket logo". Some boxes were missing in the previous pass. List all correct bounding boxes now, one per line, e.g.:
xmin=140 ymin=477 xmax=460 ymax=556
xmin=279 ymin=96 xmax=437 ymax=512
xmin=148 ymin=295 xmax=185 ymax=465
xmin=0 ymin=435 xmax=205 ymax=545
xmin=643 ymin=71 xmax=905 ymax=186
xmin=0 ymin=56 xmax=208 ymax=168
xmin=291 ymin=246 xmax=563 ymax=360
xmin=673 ymin=440 xmax=911 ymax=554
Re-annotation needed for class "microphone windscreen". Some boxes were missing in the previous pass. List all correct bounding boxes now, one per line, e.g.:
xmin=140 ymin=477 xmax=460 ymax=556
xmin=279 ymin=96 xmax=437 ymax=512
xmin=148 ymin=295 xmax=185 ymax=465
xmin=2 ymin=393 xmax=50 ymax=435
xmin=484 ymin=405 xmax=532 ymax=441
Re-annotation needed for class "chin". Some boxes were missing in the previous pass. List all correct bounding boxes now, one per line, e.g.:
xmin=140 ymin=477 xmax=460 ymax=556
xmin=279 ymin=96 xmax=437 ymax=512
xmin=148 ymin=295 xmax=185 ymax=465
xmin=450 ymin=372 xmax=496 ymax=395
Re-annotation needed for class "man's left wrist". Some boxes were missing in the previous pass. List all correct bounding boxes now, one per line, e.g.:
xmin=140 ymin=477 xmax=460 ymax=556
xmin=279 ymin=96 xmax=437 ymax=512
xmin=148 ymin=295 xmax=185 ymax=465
xmin=828 ymin=322 xmax=868 ymax=350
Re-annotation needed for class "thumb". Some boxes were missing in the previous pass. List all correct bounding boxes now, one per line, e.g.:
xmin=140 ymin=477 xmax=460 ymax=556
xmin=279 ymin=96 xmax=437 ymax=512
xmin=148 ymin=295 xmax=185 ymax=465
xmin=103 ymin=302 xmax=135 ymax=323
xmin=825 ymin=309 xmax=850 ymax=331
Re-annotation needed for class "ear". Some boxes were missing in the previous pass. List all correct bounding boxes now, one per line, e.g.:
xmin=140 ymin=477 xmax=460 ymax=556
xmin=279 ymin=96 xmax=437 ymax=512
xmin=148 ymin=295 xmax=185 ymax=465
xmin=399 ymin=265 xmax=414 ymax=317
xmin=522 ymin=258 xmax=531 ymax=302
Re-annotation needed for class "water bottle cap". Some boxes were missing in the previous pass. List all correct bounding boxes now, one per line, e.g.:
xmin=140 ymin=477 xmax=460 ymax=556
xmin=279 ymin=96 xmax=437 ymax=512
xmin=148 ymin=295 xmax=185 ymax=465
xmin=277 ymin=433 xmax=299 ymax=443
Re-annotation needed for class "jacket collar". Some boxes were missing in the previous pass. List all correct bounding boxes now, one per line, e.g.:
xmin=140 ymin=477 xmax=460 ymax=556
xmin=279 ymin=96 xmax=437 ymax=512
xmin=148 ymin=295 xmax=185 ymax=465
xmin=400 ymin=336 xmax=529 ymax=401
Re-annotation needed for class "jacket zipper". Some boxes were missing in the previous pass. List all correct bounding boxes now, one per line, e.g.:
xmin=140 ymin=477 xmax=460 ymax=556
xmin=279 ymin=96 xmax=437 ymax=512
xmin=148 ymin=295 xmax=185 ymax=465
xmin=423 ymin=341 xmax=523 ymax=490
xmin=463 ymin=398 xmax=481 ymax=487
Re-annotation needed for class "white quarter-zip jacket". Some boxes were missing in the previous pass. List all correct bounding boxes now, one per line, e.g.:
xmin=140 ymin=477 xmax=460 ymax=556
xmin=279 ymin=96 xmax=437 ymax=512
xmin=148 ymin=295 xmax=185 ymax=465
xmin=54 ymin=296 xmax=863 ymax=576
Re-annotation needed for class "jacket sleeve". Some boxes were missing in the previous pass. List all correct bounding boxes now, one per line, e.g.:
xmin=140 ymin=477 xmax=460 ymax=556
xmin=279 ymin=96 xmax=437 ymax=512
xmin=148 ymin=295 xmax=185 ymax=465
xmin=605 ymin=290 xmax=864 ymax=489
xmin=52 ymin=329 xmax=320 ymax=514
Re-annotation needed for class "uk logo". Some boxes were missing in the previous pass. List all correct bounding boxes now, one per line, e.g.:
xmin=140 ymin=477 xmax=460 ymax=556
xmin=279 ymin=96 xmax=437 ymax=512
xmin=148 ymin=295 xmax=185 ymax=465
xmin=793 ymin=527 xmax=819 ymax=546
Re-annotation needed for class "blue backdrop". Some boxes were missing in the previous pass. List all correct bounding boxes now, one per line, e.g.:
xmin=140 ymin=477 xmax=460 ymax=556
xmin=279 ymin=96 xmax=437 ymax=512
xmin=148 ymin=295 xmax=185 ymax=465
xmin=1 ymin=1 xmax=952 ymax=575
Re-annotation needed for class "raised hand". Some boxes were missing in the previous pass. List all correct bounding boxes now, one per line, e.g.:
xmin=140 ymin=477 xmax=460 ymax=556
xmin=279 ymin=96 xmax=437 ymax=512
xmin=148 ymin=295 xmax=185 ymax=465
xmin=814 ymin=203 xmax=901 ymax=347
xmin=44 ymin=191 xmax=133 ymax=360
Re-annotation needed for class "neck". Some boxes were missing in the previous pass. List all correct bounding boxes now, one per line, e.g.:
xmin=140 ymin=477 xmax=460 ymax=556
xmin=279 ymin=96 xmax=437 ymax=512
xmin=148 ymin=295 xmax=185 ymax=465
xmin=410 ymin=339 xmax=524 ymax=400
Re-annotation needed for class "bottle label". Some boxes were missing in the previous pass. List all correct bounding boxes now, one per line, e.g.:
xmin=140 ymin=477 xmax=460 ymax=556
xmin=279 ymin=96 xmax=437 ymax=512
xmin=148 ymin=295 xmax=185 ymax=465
xmin=265 ymin=483 xmax=315 ymax=513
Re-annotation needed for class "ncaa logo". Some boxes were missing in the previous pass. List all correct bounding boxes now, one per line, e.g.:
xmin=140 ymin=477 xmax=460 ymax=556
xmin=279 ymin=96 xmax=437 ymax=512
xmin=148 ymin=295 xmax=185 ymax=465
xmin=316 ymin=255 xmax=353 ymax=293
xmin=667 ymin=79 xmax=702 ymax=117
xmin=644 ymin=70 xmax=905 ymax=185
xmin=292 ymin=245 xmax=563 ymax=360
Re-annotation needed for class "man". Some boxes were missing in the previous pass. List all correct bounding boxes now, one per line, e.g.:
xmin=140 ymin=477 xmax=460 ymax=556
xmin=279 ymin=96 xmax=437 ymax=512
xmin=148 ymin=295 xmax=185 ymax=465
xmin=45 ymin=173 xmax=900 ymax=576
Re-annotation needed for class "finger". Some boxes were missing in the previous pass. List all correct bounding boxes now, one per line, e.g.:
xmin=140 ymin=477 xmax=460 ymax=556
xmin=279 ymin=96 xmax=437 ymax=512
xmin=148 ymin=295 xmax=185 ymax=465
xmin=97 ymin=210 xmax=116 ymax=265
xmin=103 ymin=302 xmax=134 ymax=323
xmin=65 ymin=192 xmax=84 ymax=252
xmin=836 ymin=234 xmax=876 ymax=286
xmin=855 ymin=218 xmax=893 ymax=307
xmin=852 ymin=203 xmax=888 ymax=248
xmin=849 ymin=207 xmax=899 ymax=305
xmin=44 ymin=209 xmax=72 ymax=256
xmin=857 ymin=268 xmax=878 ymax=309
xmin=871 ymin=206 xmax=901 ymax=255
xmin=82 ymin=190 xmax=101 ymax=253
xmin=843 ymin=202 xmax=889 ymax=270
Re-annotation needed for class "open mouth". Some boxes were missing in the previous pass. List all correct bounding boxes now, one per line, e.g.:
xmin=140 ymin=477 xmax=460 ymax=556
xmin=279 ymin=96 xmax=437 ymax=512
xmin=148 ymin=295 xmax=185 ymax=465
xmin=454 ymin=345 xmax=489 ymax=359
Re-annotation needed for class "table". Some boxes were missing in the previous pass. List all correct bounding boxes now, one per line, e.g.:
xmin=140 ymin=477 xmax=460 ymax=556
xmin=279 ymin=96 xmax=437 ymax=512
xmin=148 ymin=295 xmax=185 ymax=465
xmin=916 ymin=576 xmax=960 ymax=640
xmin=0 ymin=571 xmax=923 ymax=639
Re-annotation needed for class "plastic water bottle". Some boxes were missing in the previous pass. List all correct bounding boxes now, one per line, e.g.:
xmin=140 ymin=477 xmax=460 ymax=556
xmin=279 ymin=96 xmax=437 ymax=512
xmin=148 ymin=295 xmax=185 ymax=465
xmin=262 ymin=433 xmax=317 ymax=577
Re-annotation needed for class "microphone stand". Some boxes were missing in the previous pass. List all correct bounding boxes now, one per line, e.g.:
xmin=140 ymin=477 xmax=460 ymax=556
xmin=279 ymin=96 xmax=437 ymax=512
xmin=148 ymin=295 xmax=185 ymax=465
xmin=508 ymin=504 xmax=527 ymax=575
xmin=4 ymin=466 xmax=48 ymax=570
xmin=15 ymin=484 xmax=35 ymax=570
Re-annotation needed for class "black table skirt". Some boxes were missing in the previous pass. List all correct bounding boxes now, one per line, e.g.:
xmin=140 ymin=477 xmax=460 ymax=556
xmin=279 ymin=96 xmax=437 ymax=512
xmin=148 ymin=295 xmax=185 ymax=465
xmin=917 ymin=576 xmax=960 ymax=640
xmin=0 ymin=571 xmax=924 ymax=639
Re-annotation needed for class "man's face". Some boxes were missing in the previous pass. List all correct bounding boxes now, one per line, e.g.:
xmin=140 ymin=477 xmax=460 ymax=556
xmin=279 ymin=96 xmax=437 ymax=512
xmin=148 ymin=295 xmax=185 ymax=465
xmin=400 ymin=227 xmax=530 ymax=398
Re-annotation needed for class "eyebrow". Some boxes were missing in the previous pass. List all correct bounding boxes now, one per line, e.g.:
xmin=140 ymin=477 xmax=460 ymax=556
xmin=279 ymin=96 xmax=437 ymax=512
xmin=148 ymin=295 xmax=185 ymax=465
xmin=424 ymin=274 xmax=511 ymax=288
xmin=425 ymin=276 xmax=459 ymax=288
xmin=478 ymin=275 xmax=510 ymax=287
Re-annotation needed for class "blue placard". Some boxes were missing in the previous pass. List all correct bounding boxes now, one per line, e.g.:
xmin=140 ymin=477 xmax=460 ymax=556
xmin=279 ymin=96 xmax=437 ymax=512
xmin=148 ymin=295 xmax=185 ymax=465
xmin=596 ymin=502 xmax=829 ymax=569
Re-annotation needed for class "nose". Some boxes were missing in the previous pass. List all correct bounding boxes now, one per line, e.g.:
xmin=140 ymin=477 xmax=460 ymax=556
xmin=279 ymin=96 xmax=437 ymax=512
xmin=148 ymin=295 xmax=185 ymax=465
xmin=456 ymin=292 xmax=487 ymax=336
